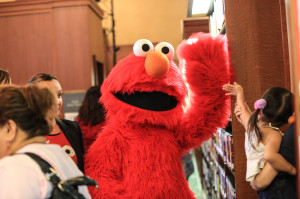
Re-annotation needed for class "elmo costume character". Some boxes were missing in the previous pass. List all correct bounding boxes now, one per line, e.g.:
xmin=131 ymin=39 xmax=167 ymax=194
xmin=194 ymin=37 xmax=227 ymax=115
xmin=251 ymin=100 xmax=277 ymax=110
xmin=85 ymin=32 xmax=231 ymax=198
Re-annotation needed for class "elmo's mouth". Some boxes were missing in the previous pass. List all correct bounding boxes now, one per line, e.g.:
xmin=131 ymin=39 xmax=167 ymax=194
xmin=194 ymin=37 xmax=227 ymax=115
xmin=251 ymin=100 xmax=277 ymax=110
xmin=114 ymin=91 xmax=177 ymax=111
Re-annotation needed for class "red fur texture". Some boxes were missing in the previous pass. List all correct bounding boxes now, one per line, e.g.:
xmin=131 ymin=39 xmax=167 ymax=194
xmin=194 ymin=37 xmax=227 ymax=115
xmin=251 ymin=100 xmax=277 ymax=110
xmin=85 ymin=32 xmax=231 ymax=198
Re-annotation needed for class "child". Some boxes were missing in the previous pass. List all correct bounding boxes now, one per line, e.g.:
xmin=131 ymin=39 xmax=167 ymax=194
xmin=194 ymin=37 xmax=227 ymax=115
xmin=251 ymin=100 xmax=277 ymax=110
xmin=223 ymin=82 xmax=296 ymax=182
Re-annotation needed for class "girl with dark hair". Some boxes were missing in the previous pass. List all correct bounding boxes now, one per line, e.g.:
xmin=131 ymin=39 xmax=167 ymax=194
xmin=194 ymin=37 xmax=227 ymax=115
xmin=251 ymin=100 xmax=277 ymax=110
xmin=0 ymin=69 xmax=11 ymax=84
xmin=223 ymin=83 xmax=296 ymax=184
xmin=28 ymin=73 xmax=85 ymax=173
xmin=77 ymin=85 xmax=106 ymax=151
xmin=0 ymin=85 xmax=91 ymax=198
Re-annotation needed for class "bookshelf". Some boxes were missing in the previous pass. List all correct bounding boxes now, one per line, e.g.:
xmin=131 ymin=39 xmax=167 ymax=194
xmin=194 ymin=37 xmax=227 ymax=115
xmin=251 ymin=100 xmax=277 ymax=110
xmin=199 ymin=122 xmax=236 ymax=199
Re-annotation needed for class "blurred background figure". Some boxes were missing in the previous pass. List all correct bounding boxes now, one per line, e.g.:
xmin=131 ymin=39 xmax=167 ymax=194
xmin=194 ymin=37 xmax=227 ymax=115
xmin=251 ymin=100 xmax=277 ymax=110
xmin=77 ymin=85 xmax=106 ymax=151
xmin=0 ymin=85 xmax=91 ymax=199
xmin=181 ymin=151 xmax=195 ymax=181
xmin=28 ymin=73 xmax=85 ymax=173
xmin=0 ymin=69 xmax=11 ymax=84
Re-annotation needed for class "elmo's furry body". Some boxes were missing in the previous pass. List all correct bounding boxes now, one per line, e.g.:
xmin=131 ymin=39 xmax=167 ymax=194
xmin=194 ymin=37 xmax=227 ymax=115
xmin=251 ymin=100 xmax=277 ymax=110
xmin=85 ymin=33 xmax=231 ymax=198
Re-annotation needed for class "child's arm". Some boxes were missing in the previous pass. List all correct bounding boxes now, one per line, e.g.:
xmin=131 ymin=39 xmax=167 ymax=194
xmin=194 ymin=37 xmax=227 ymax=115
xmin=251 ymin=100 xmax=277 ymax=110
xmin=250 ymin=163 xmax=278 ymax=190
xmin=264 ymin=129 xmax=296 ymax=175
xmin=243 ymin=101 xmax=252 ymax=115
xmin=234 ymin=104 xmax=251 ymax=130
xmin=223 ymin=82 xmax=251 ymax=130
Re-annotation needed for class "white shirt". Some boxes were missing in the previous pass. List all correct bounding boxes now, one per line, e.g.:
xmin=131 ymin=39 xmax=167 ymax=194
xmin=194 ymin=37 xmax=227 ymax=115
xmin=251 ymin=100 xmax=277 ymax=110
xmin=245 ymin=132 xmax=266 ymax=181
xmin=245 ymin=124 xmax=283 ymax=181
xmin=0 ymin=143 xmax=91 ymax=199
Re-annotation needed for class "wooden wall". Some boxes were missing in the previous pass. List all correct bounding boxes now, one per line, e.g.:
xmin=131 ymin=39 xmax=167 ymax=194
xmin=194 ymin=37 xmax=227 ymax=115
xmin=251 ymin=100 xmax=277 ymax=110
xmin=182 ymin=17 xmax=210 ymax=39
xmin=0 ymin=0 xmax=105 ymax=91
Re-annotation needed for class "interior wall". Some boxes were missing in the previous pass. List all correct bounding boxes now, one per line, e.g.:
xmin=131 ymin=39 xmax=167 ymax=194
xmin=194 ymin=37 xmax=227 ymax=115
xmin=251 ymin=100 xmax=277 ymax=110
xmin=0 ymin=0 xmax=104 ymax=91
xmin=100 ymin=0 xmax=188 ymax=56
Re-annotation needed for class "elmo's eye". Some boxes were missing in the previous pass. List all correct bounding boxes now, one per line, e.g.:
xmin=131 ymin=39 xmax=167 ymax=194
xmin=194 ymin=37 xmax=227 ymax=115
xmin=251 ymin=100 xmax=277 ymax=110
xmin=133 ymin=39 xmax=154 ymax=57
xmin=155 ymin=42 xmax=174 ymax=59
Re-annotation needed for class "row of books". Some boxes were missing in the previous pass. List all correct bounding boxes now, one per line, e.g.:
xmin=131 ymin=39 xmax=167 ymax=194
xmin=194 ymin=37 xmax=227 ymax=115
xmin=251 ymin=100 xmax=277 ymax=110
xmin=201 ymin=151 xmax=236 ymax=199
xmin=201 ymin=158 xmax=219 ymax=199
xmin=218 ymin=163 xmax=236 ymax=199
xmin=201 ymin=137 xmax=217 ymax=164
xmin=215 ymin=128 xmax=234 ymax=171
xmin=226 ymin=175 xmax=236 ymax=199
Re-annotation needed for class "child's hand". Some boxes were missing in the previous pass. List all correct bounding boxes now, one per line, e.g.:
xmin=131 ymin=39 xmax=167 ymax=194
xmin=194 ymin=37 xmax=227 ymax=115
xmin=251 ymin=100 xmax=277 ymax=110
xmin=223 ymin=82 xmax=243 ymax=96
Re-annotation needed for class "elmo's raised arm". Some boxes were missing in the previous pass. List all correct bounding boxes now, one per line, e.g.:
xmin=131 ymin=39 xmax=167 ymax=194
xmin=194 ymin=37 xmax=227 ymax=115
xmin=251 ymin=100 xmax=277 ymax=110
xmin=176 ymin=33 xmax=231 ymax=151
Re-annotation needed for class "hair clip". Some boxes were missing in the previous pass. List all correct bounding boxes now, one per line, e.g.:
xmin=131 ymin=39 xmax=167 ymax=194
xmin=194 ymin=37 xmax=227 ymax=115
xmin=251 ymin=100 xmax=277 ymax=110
xmin=254 ymin=99 xmax=267 ymax=110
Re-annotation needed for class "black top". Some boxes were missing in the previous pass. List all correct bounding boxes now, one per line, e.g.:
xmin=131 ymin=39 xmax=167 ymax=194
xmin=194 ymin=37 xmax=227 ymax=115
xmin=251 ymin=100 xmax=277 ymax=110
xmin=56 ymin=119 xmax=85 ymax=173
xmin=279 ymin=123 xmax=295 ymax=166
xmin=257 ymin=123 xmax=297 ymax=199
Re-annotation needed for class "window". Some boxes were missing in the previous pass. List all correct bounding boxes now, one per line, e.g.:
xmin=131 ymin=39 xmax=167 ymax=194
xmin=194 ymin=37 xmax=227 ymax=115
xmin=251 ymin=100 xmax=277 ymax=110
xmin=187 ymin=0 xmax=212 ymax=17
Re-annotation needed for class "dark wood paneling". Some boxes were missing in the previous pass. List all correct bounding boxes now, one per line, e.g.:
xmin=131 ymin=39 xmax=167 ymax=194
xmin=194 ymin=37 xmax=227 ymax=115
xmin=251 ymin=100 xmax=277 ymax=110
xmin=52 ymin=6 xmax=92 ymax=90
xmin=182 ymin=18 xmax=210 ymax=39
xmin=0 ymin=0 xmax=105 ymax=91
xmin=0 ymin=11 xmax=53 ymax=85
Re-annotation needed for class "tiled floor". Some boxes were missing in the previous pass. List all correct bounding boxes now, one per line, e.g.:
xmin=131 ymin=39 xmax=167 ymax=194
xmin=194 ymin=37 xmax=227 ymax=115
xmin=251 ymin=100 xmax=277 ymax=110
xmin=188 ymin=172 xmax=203 ymax=198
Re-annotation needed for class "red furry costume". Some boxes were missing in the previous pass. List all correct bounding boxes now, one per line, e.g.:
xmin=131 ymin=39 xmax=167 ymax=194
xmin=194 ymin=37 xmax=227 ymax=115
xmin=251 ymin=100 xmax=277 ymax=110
xmin=85 ymin=33 xmax=231 ymax=198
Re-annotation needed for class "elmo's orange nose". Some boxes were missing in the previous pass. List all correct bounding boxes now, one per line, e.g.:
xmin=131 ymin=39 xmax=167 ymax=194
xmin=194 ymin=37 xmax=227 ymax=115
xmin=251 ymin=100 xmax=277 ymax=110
xmin=145 ymin=51 xmax=170 ymax=78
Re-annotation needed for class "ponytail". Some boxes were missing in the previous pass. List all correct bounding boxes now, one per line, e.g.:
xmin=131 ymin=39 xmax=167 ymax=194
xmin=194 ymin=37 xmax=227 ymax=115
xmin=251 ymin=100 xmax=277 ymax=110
xmin=247 ymin=109 xmax=261 ymax=148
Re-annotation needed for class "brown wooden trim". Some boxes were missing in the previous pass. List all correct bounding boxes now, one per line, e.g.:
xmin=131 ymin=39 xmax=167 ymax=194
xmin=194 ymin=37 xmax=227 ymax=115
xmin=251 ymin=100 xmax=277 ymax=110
xmin=279 ymin=0 xmax=291 ymax=91
xmin=285 ymin=0 xmax=300 ymax=197
xmin=0 ymin=9 xmax=51 ymax=17
xmin=0 ymin=0 xmax=103 ymax=18
xmin=181 ymin=17 xmax=210 ymax=39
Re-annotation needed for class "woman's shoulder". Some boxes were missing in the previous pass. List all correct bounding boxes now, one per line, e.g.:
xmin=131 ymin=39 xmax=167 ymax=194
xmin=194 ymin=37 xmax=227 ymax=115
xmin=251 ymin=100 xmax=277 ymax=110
xmin=0 ymin=151 xmax=45 ymax=179
xmin=0 ymin=154 xmax=49 ymax=198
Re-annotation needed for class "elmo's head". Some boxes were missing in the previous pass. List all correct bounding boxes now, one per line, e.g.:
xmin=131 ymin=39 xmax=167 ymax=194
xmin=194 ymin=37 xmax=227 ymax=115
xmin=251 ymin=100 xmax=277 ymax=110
xmin=101 ymin=39 xmax=187 ymax=129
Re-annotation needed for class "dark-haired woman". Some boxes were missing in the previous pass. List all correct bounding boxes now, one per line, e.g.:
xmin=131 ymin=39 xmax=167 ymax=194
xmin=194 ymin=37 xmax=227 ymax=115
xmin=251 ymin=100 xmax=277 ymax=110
xmin=0 ymin=85 xmax=91 ymax=198
xmin=28 ymin=73 xmax=85 ymax=172
xmin=76 ymin=85 xmax=106 ymax=151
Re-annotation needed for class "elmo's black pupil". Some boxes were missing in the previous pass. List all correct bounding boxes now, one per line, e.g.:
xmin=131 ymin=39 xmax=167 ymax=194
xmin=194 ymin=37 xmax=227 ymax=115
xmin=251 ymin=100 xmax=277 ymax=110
xmin=142 ymin=44 xmax=150 ymax=52
xmin=162 ymin=47 xmax=169 ymax=54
